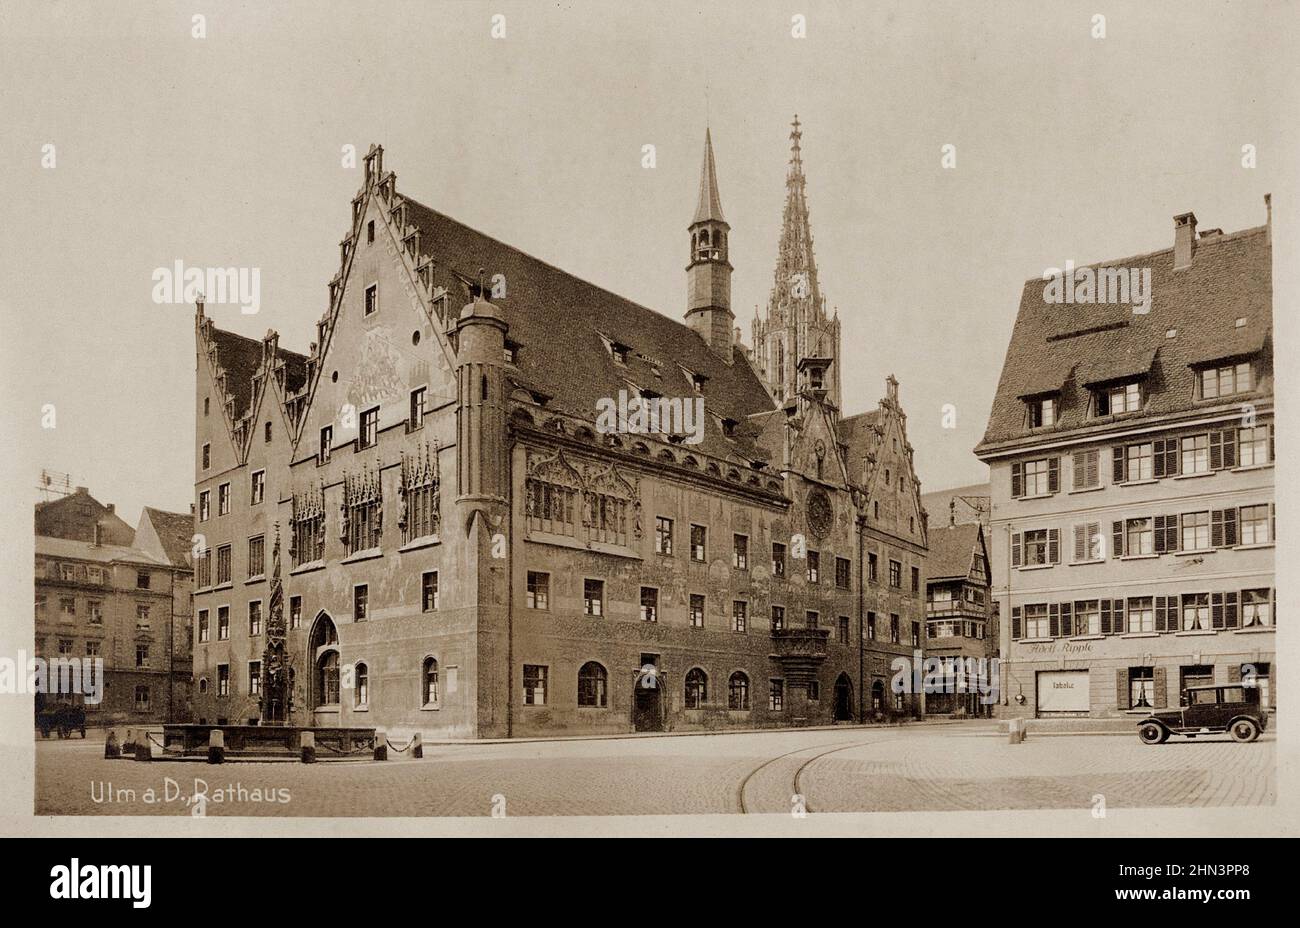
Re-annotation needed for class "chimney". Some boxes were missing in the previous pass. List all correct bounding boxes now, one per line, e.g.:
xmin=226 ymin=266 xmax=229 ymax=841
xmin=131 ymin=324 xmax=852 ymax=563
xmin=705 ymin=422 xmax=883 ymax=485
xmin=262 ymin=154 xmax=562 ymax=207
xmin=1173 ymin=212 xmax=1197 ymax=270
xmin=190 ymin=502 xmax=196 ymax=515
xmin=92 ymin=521 xmax=102 ymax=546
xmin=1265 ymin=193 xmax=1272 ymax=243
xmin=105 ymin=503 xmax=114 ymax=514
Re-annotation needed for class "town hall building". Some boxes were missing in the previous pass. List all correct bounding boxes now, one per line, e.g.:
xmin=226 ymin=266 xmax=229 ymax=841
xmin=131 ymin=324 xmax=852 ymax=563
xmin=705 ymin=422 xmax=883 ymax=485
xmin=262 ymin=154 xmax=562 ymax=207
xmin=190 ymin=123 xmax=929 ymax=738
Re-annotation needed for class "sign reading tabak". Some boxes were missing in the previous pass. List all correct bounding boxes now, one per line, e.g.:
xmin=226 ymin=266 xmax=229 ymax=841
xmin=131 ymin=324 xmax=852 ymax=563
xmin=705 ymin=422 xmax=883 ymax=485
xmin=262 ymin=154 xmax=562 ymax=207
xmin=1022 ymin=640 xmax=1095 ymax=656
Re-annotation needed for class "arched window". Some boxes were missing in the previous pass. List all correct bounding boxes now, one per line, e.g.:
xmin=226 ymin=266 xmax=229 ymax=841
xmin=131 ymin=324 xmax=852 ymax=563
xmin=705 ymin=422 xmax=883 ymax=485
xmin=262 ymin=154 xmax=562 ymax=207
xmin=577 ymin=661 xmax=608 ymax=708
xmin=354 ymin=663 xmax=369 ymax=708
xmin=317 ymin=651 xmax=339 ymax=708
xmin=198 ymin=678 xmax=208 ymax=695
xmin=422 ymin=657 xmax=439 ymax=707
xmin=685 ymin=668 xmax=708 ymax=709
xmin=728 ymin=672 xmax=750 ymax=710
xmin=871 ymin=679 xmax=884 ymax=711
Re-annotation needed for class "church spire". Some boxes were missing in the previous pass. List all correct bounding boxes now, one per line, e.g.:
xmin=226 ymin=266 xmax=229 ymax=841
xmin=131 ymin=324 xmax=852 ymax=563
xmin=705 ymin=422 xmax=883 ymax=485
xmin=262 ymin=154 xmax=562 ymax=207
xmin=694 ymin=127 xmax=726 ymax=224
xmin=751 ymin=116 xmax=842 ymax=409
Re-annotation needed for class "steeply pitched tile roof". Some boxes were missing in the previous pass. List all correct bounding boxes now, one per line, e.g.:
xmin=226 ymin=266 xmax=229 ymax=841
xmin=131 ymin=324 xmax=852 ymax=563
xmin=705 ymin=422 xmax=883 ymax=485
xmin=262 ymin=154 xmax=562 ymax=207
xmin=139 ymin=507 xmax=195 ymax=567
xmin=977 ymin=223 xmax=1272 ymax=453
xmin=209 ymin=327 xmax=263 ymax=422
xmin=926 ymin=522 xmax=981 ymax=582
xmin=403 ymin=198 xmax=776 ymax=460
xmin=920 ymin=482 xmax=990 ymax=527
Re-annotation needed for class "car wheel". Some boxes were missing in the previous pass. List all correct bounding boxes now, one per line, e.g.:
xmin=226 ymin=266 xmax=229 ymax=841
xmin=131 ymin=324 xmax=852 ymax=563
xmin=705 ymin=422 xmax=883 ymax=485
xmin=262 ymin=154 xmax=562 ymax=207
xmin=1230 ymin=719 xmax=1259 ymax=743
xmin=1139 ymin=723 xmax=1165 ymax=744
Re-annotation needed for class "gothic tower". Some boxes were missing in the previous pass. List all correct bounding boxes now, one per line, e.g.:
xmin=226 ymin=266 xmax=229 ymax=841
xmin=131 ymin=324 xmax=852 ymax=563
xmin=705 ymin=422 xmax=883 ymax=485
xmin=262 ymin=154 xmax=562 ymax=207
xmin=685 ymin=128 xmax=735 ymax=361
xmin=752 ymin=116 xmax=842 ymax=410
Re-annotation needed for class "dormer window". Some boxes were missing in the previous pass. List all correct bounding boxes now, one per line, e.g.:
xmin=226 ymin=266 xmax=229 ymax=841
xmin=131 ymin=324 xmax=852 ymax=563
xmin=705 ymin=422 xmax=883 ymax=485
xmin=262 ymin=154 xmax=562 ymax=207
xmin=503 ymin=341 xmax=519 ymax=365
xmin=610 ymin=342 xmax=629 ymax=365
xmin=1028 ymin=395 xmax=1056 ymax=428
xmin=1199 ymin=360 xmax=1252 ymax=400
xmin=721 ymin=418 xmax=738 ymax=438
xmin=364 ymin=283 xmax=378 ymax=317
xmin=1095 ymin=381 xmax=1141 ymax=417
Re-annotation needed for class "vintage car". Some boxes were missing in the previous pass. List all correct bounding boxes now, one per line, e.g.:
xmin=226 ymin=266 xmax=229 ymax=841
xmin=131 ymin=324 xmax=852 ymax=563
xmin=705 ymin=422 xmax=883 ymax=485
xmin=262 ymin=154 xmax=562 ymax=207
xmin=1137 ymin=683 xmax=1267 ymax=744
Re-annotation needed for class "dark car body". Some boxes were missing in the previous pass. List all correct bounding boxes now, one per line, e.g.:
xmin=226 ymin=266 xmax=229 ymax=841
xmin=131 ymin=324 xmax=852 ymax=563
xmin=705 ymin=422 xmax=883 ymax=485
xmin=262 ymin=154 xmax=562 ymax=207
xmin=35 ymin=703 xmax=87 ymax=739
xmin=1137 ymin=683 xmax=1267 ymax=744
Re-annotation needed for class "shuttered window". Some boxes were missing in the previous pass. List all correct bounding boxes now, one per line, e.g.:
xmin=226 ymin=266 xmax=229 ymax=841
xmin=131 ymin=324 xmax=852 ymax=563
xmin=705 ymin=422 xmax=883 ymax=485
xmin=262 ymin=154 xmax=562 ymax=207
xmin=1073 ymin=522 xmax=1102 ymax=562
xmin=1072 ymin=449 xmax=1100 ymax=489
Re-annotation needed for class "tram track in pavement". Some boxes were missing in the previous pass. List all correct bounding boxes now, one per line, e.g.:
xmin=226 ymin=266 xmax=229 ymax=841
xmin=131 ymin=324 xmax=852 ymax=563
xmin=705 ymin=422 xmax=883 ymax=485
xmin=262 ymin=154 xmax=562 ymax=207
xmin=736 ymin=732 xmax=900 ymax=814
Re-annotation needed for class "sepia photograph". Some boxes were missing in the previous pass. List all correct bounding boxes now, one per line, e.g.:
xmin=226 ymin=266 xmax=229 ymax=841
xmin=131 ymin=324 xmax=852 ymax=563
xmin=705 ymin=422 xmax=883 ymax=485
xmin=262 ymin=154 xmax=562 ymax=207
xmin=1 ymin=0 xmax=1296 ymax=894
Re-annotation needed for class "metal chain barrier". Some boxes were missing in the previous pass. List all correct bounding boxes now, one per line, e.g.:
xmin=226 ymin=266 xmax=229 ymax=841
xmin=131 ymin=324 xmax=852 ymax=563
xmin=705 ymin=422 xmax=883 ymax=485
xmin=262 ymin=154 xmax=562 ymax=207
xmin=384 ymin=736 xmax=414 ymax=753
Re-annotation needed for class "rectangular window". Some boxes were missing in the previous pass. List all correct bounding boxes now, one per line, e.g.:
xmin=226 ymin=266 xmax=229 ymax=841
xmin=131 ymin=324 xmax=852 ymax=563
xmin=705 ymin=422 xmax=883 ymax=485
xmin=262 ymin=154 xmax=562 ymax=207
xmin=770 ymin=605 xmax=785 ymax=631
xmin=834 ymin=556 xmax=850 ymax=589
xmin=584 ymin=579 xmax=604 ymax=616
xmin=1181 ymin=592 xmax=1211 ymax=631
xmin=733 ymin=601 xmax=748 ymax=633
xmin=199 ymin=490 xmax=210 ymax=521
xmin=1180 ymin=434 xmax=1210 ymax=474
xmin=1238 ymin=425 xmax=1271 ymax=467
xmin=364 ymin=283 xmax=378 ymax=316
xmin=1018 ymin=458 xmax=1053 ymax=496
xmin=218 ymin=482 xmax=230 ymax=515
xmin=290 ymin=596 xmax=301 ymax=629
xmin=911 ymin=621 xmax=921 ymax=648
xmin=217 ymin=664 xmax=230 ymax=697
xmin=1242 ymin=588 xmax=1272 ymax=627
xmin=867 ymin=612 xmax=877 ymax=639
xmin=423 ymin=571 xmax=440 ymax=612
xmin=354 ymin=584 xmax=368 ymax=621
xmin=769 ymin=679 xmax=784 ymax=712
xmin=251 ymin=469 xmax=265 ymax=505
xmin=247 ymin=534 xmax=265 ymax=578
xmin=640 ymin=587 xmax=658 ymax=623
xmin=59 ymin=596 xmax=76 ymax=616
xmin=1098 ymin=381 xmax=1141 ymax=416
xmin=136 ymin=604 xmax=151 ymax=629
xmin=689 ymin=594 xmax=705 ymax=628
xmin=889 ymin=559 xmax=901 ymax=587
xmin=525 ymin=571 xmax=548 ymax=610
xmin=1239 ymin=504 xmax=1272 ymax=545
xmin=1127 ymin=597 xmax=1155 ymax=633
xmin=1028 ymin=396 xmax=1056 ymax=428
xmin=654 ymin=516 xmax=673 ymax=555
xmin=202 ymin=443 xmax=210 ymax=470
xmin=134 ymin=685 xmax=150 ymax=711
xmin=1200 ymin=361 xmax=1252 ymax=399
xmin=910 ymin=565 xmax=919 ymax=593
xmin=1072 ymin=522 xmax=1102 ymax=563
xmin=806 ymin=610 xmax=819 ymax=630
xmin=216 ymin=545 xmax=231 ymax=584
xmin=198 ymin=609 xmax=210 ymax=642
xmin=772 ymin=543 xmax=787 ymax=578
xmin=248 ymin=661 xmax=261 ymax=696
xmin=136 ymin=644 xmax=149 ymax=668
xmin=868 ymin=552 xmax=878 ymax=582
xmin=838 ymin=616 xmax=850 ymax=644
xmin=1125 ymin=518 xmax=1154 ymax=556
xmin=889 ymin=614 xmax=900 ymax=643
xmin=1129 ymin=667 xmax=1155 ymax=710
xmin=733 ymin=534 xmax=748 ymax=569
xmin=523 ymin=665 xmax=548 ymax=705
xmin=690 ymin=524 xmax=706 ymax=561
xmin=359 ymin=406 xmax=379 ymax=449
xmin=409 ymin=387 xmax=426 ymax=431
xmin=807 ymin=550 xmax=820 ymax=583
xmin=217 ymin=606 xmax=229 ymax=640
xmin=1125 ymin=443 xmax=1154 ymax=481
xmin=1072 ymin=448 xmax=1100 ymax=489
xmin=319 ymin=425 xmax=333 ymax=465
xmin=1180 ymin=511 xmax=1210 ymax=551
xmin=1024 ymin=604 xmax=1050 ymax=638
xmin=248 ymin=600 xmax=262 ymax=636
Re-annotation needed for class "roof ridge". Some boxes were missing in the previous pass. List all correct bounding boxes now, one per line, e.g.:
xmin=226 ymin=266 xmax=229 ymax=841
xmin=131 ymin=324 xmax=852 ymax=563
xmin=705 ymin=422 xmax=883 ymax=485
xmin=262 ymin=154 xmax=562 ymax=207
xmin=1020 ymin=223 xmax=1267 ymax=284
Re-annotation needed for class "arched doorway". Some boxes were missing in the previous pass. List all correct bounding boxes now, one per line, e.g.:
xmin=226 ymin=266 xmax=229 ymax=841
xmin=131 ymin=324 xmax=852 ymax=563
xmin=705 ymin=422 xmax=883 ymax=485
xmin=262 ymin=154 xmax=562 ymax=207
xmin=833 ymin=673 xmax=854 ymax=722
xmin=871 ymin=679 xmax=885 ymax=713
xmin=308 ymin=612 xmax=339 ymax=720
xmin=632 ymin=655 xmax=663 ymax=732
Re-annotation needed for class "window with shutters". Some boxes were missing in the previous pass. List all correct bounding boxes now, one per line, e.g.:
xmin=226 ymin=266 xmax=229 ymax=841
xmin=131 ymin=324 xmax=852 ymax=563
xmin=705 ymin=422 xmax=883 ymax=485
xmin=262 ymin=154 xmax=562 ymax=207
xmin=1124 ymin=443 xmax=1154 ymax=481
xmin=1152 ymin=438 xmax=1179 ymax=478
xmin=1023 ymin=604 xmax=1049 ymax=638
xmin=1153 ymin=514 xmax=1179 ymax=554
xmin=1242 ymin=588 xmax=1272 ymax=627
xmin=1180 ymin=511 xmax=1210 ymax=551
xmin=1020 ymin=528 xmax=1057 ymax=566
xmin=1101 ymin=598 xmax=1126 ymax=634
xmin=1208 ymin=428 xmax=1237 ymax=470
xmin=1124 ymin=518 xmax=1154 ymax=556
xmin=1180 ymin=593 xmax=1210 ymax=631
xmin=1072 ymin=449 xmax=1100 ymax=489
xmin=1210 ymin=591 xmax=1239 ymax=629
xmin=1074 ymin=600 xmax=1101 ymax=635
xmin=1153 ymin=595 xmax=1179 ymax=633
xmin=1128 ymin=668 xmax=1155 ymax=709
xmin=1127 ymin=597 xmax=1155 ymax=633
xmin=1238 ymin=425 xmax=1271 ymax=466
xmin=1013 ymin=458 xmax=1057 ymax=497
xmin=1180 ymin=434 xmax=1210 ymax=474
xmin=1072 ymin=522 xmax=1103 ymax=563
xmin=1239 ymin=504 xmax=1272 ymax=545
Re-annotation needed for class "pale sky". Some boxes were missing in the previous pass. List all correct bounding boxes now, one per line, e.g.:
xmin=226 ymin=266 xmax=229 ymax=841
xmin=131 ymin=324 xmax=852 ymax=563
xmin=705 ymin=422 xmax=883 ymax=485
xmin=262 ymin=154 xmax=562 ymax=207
xmin=2 ymin=0 xmax=1295 ymax=530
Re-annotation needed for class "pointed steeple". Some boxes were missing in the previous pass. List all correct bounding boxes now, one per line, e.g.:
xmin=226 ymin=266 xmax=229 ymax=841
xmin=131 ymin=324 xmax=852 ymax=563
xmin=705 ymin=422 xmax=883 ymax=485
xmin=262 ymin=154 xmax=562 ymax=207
xmin=752 ymin=116 xmax=842 ymax=410
xmin=686 ymin=128 xmax=734 ymax=361
xmin=694 ymin=127 xmax=726 ymax=224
